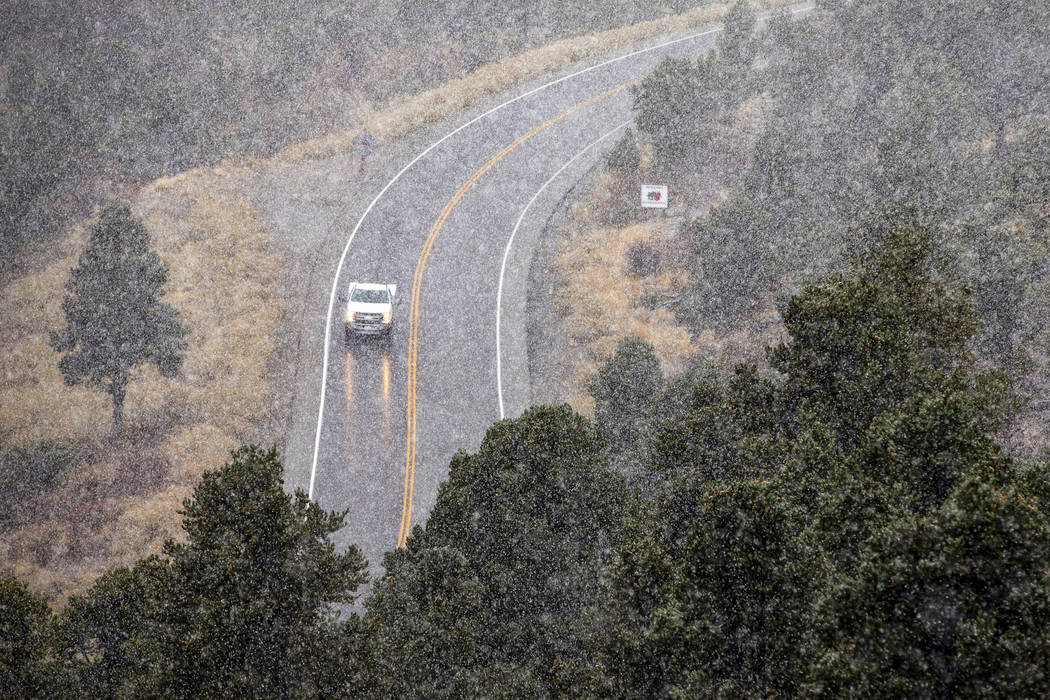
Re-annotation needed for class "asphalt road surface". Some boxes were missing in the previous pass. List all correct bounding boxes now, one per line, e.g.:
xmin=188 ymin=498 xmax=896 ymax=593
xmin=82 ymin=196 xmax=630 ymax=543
xmin=251 ymin=8 xmax=807 ymax=583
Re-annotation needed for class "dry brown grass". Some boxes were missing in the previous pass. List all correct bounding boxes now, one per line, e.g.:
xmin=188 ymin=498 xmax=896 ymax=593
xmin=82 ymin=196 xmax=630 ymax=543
xmin=0 ymin=165 xmax=281 ymax=604
xmin=276 ymin=0 xmax=797 ymax=164
xmin=555 ymin=206 xmax=693 ymax=416
xmin=553 ymin=131 xmax=787 ymax=415
xmin=1 ymin=0 xmax=796 ymax=603
xmin=554 ymin=207 xmax=788 ymax=416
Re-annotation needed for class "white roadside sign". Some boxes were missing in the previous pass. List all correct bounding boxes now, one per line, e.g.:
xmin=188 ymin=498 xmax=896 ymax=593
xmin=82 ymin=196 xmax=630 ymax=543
xmin=641 ymin=184 xmax=668 ymax=208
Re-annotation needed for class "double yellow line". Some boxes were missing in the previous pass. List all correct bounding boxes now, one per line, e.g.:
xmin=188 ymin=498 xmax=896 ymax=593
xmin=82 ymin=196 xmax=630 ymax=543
xmin=395 ymin=81 xmax=634 ymax=547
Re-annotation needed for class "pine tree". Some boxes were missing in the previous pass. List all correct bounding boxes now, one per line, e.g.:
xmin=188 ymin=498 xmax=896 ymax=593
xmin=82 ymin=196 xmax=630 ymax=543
xmin=807 ymin=476 xmax=1050 ymax=698
xmin=53 ymin=446 xmax=369 ymax=697
xmin=157 ymin=446 xmax=368 ymax=697
xmin=365 ymin=406 xmax=627 ymax=697
xmin=589 ymin=338 xmax=662 ymax=457
xmin=0 ymin=577 xmax=57 ymax=696
xmin=51 ymin=202 xmax=187 ymax=437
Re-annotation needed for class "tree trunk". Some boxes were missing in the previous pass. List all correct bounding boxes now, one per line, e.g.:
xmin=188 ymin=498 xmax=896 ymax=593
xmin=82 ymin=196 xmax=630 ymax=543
xmin=111 ymin=375 xmax=127 ymax=438
xmin=994 ymin=120 xmax=1008 ymax=158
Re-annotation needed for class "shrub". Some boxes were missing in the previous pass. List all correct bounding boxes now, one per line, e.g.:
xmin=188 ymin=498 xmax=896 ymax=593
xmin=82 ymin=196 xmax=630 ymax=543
xmin=625 ymin=240 xmax=662 ymax=278
xmin=605 ymin=129 xmax=640 ymax=173
xmin=0 ymin=441 xmax=78 ymax=523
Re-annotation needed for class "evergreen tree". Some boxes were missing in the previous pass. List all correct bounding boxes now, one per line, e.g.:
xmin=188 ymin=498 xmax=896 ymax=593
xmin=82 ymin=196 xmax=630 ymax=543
xmin=716 ymin=0 xmax=758 ymax=105
xmin=605 ymin=128 xmax=640 ymax=173
xmin=53 ymin=557 xmax=171 ymax=698
xmin=769 ymin=228 xmax=1008 ymax=450
xmin=54 ymin=446 xmax=368 ymax=697
xmin=361 ymin=546 xmax=484 ymax=698
xmin=677 ymin=193 xmax=779 ymax=332
xmin=590 ymin=337 xmax=662 ymax=457
xmin=365 ymin=406 xmax=627 ymax=697
xmin=633 ymin=55 xmax=722 ymax=170
xmin=0 ymin=577 xmax=58 ymax=697
xmin=604 ymin=480 xmax=819 ymax=698
xmin=51 ymin=203 xmax=188 ymax=436
xmin=599 ymin=225 xmax=1034 ymax=696
xmin=807 ymin=476 xmax=1050 ymax=698
xmin=156 ymin=446 xmax=368 ymax=697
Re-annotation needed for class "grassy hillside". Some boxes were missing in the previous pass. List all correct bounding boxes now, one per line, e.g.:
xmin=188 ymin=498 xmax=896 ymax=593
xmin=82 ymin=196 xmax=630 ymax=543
xmin=0 ymin=0 xmax=793 ymax=603
xmin=0 ymin=166 xmax=280 ymax=601
xmin=1 ymin=0 xmax=788 ymax=277
xmin=564 ymin=1 xmax=1050 ymax=455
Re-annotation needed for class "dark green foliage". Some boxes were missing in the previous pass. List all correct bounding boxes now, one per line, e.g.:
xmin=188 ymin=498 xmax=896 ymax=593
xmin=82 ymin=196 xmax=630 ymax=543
xmin=649 ymin=363 xmax=779 ymax=487
xmin=677 ymin=193 xmax=779 ymax=331
xmin=769 ymin=229 xmax=1006 ymax=450
xmin=0 ymin=51 xmax=88 ymax=274
xmin=716 ymin=1 xmax=759 ymax=101
xmin=364 ymin=406 xmax=627 ymax=697
xmin=828 ymin=0 xmax=1050 ymax=147
xmin=590 ymin=338 xmax=662 ymax=456
xmin=605 ymin=481 xmax=820 ymax=698
xmin=53 ymin=446 xmax=368 ymax=697
xmin=995 ymin=124 xmax=1050 ymax=214
xmin=0 ymin=441 xmax=78 ymax=522
xmin=657 ymin=0 xmax=1050 ymax=360
xmin=7 ymin=224 xmax=1049 ymax=696
xmin=155 ymin=446 xmax=368 ymax=697
xmin=807 ymin=476 xmax=1050 ymax=698
xmin=633 ymin=55 xmax=723 ymax=170
xmin=632 ymin=2 xmax=759 ymax=174
xmin=594 ymin=227 xmax=1050 ymax=696
xmin=605 ymin=128 xmax=641 ymax=173
xmin=762 ymin=8 xmax=832 ymax=109
xmin=361 ymin=546 xmax=484 ymax=698
xmin=53 ymin=557 xmax=171 ymax=698
xmin=51 ymin=203 xmax=188 ymax=436
xmin=858 ymin=386 xmax=1010 ymax=514
xmin=963 ymin=124 xmax=1050 ymax=376
xmin=0 ymin=577 xmax=57 ymax=697
xmin=624 ymin=240 xmax=661 ymax=278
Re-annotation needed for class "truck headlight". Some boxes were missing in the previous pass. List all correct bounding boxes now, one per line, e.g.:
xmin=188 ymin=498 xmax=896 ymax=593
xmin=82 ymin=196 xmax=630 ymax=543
xmin=347 ymin=311 xmax=356 ymax=323
xmin=382 ymin=311 xmax=392 ymax=324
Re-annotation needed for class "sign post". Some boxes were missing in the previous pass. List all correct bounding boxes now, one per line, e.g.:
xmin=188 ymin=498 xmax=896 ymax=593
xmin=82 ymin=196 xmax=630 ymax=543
xmin=641 ymin=184 xmax=668 ymax=209
xmin=351 ymin=128 xmax=376 ymax=172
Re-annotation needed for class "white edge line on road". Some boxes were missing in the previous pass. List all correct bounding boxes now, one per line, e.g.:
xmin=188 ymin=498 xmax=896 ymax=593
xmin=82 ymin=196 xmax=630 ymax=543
xmin=496 ymin=120 xmax=631 ymax=420
xmin=307 ymin=27 xmax=722 ymax=500
xmin=308 ymin=4 xmax=812 ymax=501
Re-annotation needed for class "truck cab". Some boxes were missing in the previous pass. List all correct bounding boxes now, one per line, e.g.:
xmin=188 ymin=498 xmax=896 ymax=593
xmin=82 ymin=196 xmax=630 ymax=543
xmin=344 ymin=282 xmax=397 ymax=341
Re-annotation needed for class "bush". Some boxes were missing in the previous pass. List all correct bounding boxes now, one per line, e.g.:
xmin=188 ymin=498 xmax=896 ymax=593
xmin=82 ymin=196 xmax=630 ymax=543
xmin=676 ymin=193 xmax=778 ymax=332
xmin=625 ymin=240 xmax=662 ymax=278
xmin=590 ymin=337 xmax=663 ymax=455
xmin=0 ymin=441 xmax=78 ymax=523
xmin=605 ymin=129 xmax=640 ymax=173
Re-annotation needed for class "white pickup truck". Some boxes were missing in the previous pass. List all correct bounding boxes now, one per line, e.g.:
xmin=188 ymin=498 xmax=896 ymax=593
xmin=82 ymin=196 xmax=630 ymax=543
xmin=343 ymin=282 xmax=397 ymax=341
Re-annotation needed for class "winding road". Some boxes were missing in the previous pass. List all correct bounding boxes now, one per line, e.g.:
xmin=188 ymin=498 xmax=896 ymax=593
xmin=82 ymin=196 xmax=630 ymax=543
xmin=251 ymin=7 xmax=807 ymax=580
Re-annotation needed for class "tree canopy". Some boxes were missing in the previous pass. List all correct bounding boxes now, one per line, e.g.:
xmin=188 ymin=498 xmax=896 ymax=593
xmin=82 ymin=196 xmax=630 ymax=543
xmin=52 ymin=446 xmax=368 ymax=697
xmin=51 ymin=203 xmax=187 ymax=436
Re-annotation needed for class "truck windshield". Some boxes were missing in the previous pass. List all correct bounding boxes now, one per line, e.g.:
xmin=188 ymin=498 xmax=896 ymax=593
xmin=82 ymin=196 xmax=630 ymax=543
xmin=351 ymin=288 xmax=389 ymax=304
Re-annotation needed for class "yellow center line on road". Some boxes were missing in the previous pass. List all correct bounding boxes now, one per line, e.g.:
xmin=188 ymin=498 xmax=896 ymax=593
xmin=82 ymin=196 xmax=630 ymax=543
xmin=396 ymin=80 xmax=635 ymax=548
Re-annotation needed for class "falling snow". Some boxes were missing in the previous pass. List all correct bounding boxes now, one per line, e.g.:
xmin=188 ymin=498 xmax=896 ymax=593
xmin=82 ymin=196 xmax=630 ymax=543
xmin=2 ymin=1 xmax=1049 ymax=696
